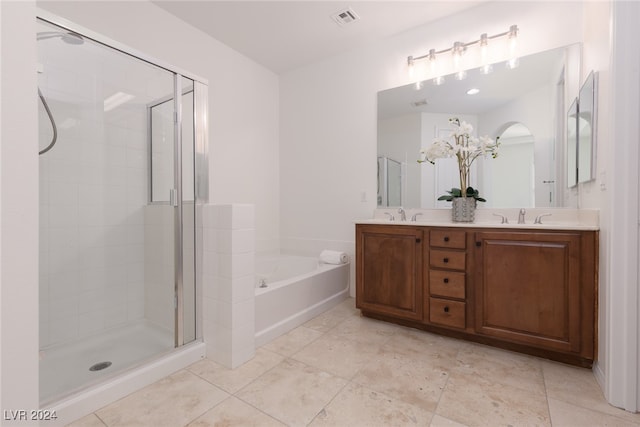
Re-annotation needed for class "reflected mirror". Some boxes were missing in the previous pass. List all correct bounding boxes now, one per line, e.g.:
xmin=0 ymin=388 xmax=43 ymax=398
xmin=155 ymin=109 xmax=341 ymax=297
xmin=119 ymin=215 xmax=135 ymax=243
xmin=578 ymin=71 xmax=597 ymax=183
xmin=377 ymin=43 xmax=581 ymax=208
xmin=567 ymin=98 xmax=578 ymax=188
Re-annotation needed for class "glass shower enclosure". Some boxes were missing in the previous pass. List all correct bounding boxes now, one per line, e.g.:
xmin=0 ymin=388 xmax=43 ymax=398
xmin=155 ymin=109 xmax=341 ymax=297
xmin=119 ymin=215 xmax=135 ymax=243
xmin=37 ymin=16 xmax=207 ymax=404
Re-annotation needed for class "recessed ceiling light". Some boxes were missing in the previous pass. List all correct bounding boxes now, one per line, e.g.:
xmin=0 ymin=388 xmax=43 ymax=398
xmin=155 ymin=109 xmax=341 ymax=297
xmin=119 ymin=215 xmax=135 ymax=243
xmin=466 ymin=88 xmax=480 ymax=95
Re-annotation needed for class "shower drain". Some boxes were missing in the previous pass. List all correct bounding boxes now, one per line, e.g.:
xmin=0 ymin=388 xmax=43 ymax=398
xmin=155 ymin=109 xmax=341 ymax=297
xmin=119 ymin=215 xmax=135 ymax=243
xmin=89 ymin=361 xmax=112 ymax=372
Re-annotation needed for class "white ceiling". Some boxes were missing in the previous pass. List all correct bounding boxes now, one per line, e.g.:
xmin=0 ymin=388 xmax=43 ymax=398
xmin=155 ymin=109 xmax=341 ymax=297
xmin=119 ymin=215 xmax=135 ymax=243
xmin=152 ymin=1 xmax=485 ymax=74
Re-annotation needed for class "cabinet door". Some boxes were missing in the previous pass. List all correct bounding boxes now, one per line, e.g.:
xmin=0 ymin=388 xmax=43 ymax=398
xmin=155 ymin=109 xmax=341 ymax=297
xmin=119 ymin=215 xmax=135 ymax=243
xmin=356 ymin=225 xmax=423 ymax=321
xmin=474 ymin=231 xmax=581 ymax=353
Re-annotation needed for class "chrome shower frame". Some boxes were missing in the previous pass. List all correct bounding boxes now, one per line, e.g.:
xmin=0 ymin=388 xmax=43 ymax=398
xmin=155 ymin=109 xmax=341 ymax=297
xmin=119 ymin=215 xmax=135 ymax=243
xmin=36 ymin=7 xmax=209 ymax=393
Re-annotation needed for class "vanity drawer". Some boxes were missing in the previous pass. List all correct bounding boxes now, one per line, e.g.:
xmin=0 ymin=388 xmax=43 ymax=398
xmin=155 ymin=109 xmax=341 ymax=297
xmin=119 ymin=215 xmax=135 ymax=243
xmin=430 ymin=230 xmax=466 ymax=249
xmin=429 ymin=270 xmax=465 ymax=299
xmin=429 ymin=297 xmax=465 ymax=329
xmin=430 ymin=249 xmax=466 ymax=270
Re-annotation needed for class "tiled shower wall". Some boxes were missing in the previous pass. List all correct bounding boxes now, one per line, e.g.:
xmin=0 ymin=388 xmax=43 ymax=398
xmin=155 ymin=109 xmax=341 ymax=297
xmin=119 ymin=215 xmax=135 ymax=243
xmin=39 ymin=96 xmax=149 ymax=348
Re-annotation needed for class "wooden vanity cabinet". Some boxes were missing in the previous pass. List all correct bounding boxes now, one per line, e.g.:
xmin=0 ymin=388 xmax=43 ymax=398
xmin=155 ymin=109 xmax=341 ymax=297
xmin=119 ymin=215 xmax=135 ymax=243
xmin=474 ymin=230 xmax=597 ymax=361
xmin=355 ymin=224 xmax=424 ymax=321
xmin=427 ymin=229 xmax=468 ymax=330
xmin=356 ymin=223 xmax=598 ymax=367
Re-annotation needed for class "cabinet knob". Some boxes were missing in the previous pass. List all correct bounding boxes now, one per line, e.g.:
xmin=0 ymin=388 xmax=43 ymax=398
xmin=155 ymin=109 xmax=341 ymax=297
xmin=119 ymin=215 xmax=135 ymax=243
xmin=476 ymin=241 xmax=481 ymax=247
xmin=444 ymin=236 xmax=450 ymax=242
xmin=443 ymin=257 xmax=449 ymax=263
xmin=443 ymin=278 xmax=449 ymax=284
xmin=416 ymin=238 xmax=421 ymax=243
xmin=444 ymin=306 xmax=450 ymax=313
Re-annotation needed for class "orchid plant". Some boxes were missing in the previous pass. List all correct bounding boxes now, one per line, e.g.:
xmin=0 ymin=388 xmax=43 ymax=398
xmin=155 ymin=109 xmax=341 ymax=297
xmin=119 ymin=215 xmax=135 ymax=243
xmin=418 ymin=118 xmax=499 ymax=201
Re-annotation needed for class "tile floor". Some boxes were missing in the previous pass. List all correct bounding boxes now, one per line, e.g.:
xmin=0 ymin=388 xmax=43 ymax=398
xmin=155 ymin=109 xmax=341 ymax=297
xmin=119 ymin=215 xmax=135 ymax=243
xmin=70 ymin=298 xmax=640 ymax=427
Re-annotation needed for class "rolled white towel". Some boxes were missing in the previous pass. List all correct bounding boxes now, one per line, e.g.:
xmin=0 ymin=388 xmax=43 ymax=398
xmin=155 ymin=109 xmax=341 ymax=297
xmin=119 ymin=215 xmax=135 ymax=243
xmin=320 ymin=250 xmax=349 ymax=265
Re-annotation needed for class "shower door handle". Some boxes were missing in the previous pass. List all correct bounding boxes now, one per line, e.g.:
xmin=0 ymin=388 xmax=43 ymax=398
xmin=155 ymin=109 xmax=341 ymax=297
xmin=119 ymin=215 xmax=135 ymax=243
xmin=169 ymin=189 xmax=178 ymax=207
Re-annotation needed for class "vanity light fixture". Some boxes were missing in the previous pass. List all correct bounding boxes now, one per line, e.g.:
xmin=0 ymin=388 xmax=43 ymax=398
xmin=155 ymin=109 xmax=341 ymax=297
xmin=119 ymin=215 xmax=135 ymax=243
xmin=407 ymin=25 xmax=519 ymax=84
xmin=506 ymin=24 xmax=520 ymax=69
xmin=452 ymin=41 xmax=467 ymax=80
xmin=479 ymin=33 xmax=493 ymax=74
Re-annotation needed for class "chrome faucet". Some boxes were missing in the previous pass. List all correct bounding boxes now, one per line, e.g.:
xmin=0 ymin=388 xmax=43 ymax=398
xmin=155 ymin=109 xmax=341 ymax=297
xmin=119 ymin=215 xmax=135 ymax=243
xmin=384 ymin=212 xmax=395 ymax=221
xmin=397 ymin=207 xmax=406 ymax=221
xmin=492 ymin=213 xmax=509 ymax=224
xmin=518 ymin=208 xmax=526 ymax=224
xmin=534 ymin=213 xmax=552 ymax=224
xmin=411 ymin=212 xmax=423 ymax=222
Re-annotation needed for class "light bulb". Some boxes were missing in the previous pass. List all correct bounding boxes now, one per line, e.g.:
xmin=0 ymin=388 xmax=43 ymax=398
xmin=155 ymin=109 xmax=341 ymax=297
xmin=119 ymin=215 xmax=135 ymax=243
xmin=452 ymin=42 xmax=466 ymax=80
xmin=479 ymin=33 xmax=493 ymax=75
xmin=507 ymin=25 xmax=519 ymax=69
xmin=407 ymin=56 xmax=415 ymax=79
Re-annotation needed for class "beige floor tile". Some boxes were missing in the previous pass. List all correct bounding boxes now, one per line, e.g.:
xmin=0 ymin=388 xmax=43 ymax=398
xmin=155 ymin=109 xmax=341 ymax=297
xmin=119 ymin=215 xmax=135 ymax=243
xmin=187 ymin=348 xmax=284 ymax=393
xmin=292 ymin=333 xmax=383 ymax=379
xmin=454 ymin=342 xmax=546 ymax=396
xmin=303 ymin=298 xmax=359 ymax=333
xmin=187 ymin=396 xmax=285 ymax=427
xmin=95 ymin=370 xmax=228 ymax=427
xmin=543 ymin=360 xmax=640 ymax=424
xmin=548 ymin=397 xmax=640 ymax=427
xmin=309 ymin=382 xmax=433 ymax=427
xmin=429 ymin=414 xmax=470 ymax=427
xmin=236 ymin=358 xmax=347 ymax=427
xmin=436 ymin=371 xmax=551 ymax=427
xmin=327 ymin=314 xmax=402 ymax=346
xmin=383 ymin=328 xmax=463 ymax=367
xmin=66 ymin=413 xmax=107 ymax=427
xmin=260 ymin=326 xmax=324 ymax=357
xmin=352 ymin=342 xmax=452 ymax=411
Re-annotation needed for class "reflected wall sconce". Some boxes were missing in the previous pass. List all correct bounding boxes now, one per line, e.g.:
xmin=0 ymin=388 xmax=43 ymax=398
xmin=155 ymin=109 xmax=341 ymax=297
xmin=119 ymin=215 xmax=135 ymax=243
xmin=407 ymin=25 xmax=519 ymax=85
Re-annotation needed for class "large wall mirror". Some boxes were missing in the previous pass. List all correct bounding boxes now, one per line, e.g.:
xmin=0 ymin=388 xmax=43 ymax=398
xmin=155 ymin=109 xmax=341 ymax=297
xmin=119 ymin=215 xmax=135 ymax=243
xmin=377 ymin=43 xmax=581 ymax=209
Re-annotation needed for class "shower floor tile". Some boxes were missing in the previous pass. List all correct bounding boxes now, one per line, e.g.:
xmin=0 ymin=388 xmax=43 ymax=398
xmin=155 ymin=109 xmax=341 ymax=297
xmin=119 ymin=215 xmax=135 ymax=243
xmin=40 ymin=319 xmax=173 ymax=403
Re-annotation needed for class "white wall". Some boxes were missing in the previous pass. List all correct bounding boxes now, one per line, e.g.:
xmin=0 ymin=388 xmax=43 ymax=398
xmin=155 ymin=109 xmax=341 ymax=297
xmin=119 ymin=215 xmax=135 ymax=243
xmin=280 ymin=1 xmax=585 ymax=288
xmin=1 ymin=1 xmax=40 ymax=422
xmin=592 ymin=0 xmax=640 ymax=412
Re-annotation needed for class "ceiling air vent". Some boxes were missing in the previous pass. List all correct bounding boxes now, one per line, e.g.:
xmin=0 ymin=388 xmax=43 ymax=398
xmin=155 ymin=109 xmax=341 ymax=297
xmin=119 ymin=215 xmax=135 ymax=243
xmin=331 ymin=7 xmax=360 ymax=26
xmin=411 ymin=99 xmax=428 ymax=108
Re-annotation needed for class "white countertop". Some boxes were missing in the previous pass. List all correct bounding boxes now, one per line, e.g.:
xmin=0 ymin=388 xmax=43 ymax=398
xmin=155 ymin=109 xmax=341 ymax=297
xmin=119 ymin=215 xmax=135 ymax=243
xmin=356 ymin=208 xmax=600 ymax=231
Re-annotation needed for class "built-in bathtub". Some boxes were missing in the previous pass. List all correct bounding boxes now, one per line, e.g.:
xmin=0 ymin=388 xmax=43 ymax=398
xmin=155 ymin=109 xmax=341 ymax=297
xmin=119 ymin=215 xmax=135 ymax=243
xmin=254 ymin=254 xmax=350 ymax=347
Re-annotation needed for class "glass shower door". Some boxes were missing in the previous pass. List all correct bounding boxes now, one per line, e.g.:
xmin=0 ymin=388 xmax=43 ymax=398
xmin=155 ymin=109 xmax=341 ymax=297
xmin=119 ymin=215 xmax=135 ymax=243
xmin=37 ymin=17 xmax=198 ymax=404
xmin=148 ymin=77 xmax=197 ymax=346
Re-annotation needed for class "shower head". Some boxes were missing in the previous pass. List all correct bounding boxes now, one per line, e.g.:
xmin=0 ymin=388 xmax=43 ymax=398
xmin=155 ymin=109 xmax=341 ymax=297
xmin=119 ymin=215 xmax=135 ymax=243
xmin=37 ymin=31 xmax=84 ymax=45
xmin=61 ymin=32 xmax=84 ymax=45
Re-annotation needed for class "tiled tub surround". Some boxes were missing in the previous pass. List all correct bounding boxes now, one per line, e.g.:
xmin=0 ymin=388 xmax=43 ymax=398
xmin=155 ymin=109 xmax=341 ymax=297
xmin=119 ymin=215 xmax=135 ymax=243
xmin=70 ymin=298 xmax=640 ymax=427
xmin=202 ymin=204 xmax=256 ymax=369
xmin=201 ymin=204 xmax=351 ymax=368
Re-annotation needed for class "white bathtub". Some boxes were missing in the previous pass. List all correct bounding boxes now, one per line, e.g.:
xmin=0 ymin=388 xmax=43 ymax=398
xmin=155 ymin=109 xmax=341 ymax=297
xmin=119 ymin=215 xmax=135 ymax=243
xmin=254 ymin=254 xmax=350 ymax=347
